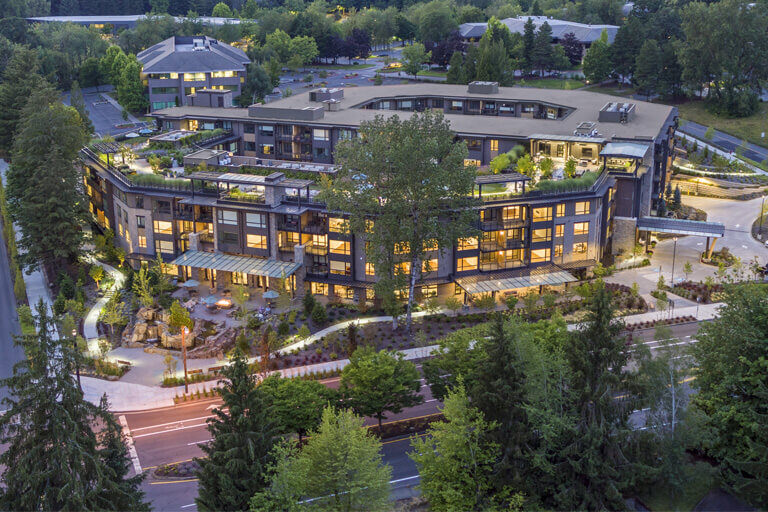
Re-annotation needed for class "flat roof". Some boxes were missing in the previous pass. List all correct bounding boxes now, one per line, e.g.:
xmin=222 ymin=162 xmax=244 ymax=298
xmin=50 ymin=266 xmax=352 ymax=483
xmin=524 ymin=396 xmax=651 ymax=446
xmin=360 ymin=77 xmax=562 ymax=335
xmin=636 ymin=217 xmax=725 ymax=238
xmin=154 ymin=84 xmax=676 ymax=142
xmin=188 ymin=171 xmax=313 ymax=188
xmin=456 ymin=268 xmax=577 ymax=294
xmin=600 ymin=142 xmax=650 ymax=159
xmin=170 ymin=251 xmax=301 ymax=278
xmin=475 ymin=172 xmax=530 ymax=184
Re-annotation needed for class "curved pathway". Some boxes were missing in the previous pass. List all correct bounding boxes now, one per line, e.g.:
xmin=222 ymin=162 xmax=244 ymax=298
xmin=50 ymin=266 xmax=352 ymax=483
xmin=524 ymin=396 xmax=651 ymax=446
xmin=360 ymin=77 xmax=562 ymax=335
xmin=83 ymin=257 xmax=125 ymax=354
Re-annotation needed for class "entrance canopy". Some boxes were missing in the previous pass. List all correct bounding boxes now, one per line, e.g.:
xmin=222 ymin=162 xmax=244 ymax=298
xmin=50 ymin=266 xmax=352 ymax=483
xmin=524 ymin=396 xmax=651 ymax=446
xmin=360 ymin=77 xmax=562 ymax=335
xmin=171 ymin=250 xmax=301 ymax=278
xmin=599 ymin=142 xmax=650 ymax=159
xmin=636 ymin=217 xmax=724 ymax=238
xmin=456 ymin=269 xmax=577 ymax=295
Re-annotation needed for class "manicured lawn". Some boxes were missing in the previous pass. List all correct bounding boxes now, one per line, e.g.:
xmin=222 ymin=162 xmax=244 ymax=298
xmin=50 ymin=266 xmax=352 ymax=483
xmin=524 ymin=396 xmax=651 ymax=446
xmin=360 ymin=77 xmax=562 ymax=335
xmin=315 ymin=63 xmax=375 ymax=70
xmin=583 ymin=83 xmax=638 ymax=97
xmin=638 ymin=460 xmax=718 ymax=512
xmin=676 ymin=100 xmax=768 ymax=149
xmin=419 ymin=69 xmax=447 ymax=78
xmin=517 ymin=78 xmax=585 ymax=90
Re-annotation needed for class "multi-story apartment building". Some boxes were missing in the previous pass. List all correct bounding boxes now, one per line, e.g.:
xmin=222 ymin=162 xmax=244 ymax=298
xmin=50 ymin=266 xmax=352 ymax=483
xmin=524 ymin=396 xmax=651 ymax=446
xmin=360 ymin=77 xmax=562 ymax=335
xmin=138 ymin=36 xmax=250 ymax=111
xmin=82 ymin=82 xmax=677 ymax=304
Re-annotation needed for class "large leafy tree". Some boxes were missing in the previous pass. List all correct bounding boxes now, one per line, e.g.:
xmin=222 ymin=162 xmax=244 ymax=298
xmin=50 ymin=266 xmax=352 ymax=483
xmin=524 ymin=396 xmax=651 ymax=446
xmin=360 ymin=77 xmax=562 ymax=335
xmin=259 ymin=375 xmax=338 ymax=441
xmin=323 ymin=111 xmax=477 ymax=332
xmin=553 ymin=280 xmax=634 ymax=510
xmin=411 ymin=384 xmax=513 ymax=511
xmin=0 ymin=46 xmax=46 ymax=155
xmin=196 ymin=349 xmax=278 ymax=512
xmin=691 ymin=284 xmax=768 ymax=507
xmin=6 ymin=86 xmax=89 ymax=271
xmin=401 ymin=42 xmax=431 ymax=79
xmin=582 ymin=29 xmax=612 ymax=84
xmin=610 ymin=16 xmax=644 ymax=83
xmin=340 ymin=346 xmax=422 ymax=430
xmin=559 ymin=32 xmax=583 ymax=66
xmin=117 ymin=54 xmax=148 ymax=113
xmin=251 ymin=407 xmax=392 ymax=512
xmin=634 ymin=39 xmax=662 ymax=100
xmin=0 ymin=300 xmax=148 ymax=511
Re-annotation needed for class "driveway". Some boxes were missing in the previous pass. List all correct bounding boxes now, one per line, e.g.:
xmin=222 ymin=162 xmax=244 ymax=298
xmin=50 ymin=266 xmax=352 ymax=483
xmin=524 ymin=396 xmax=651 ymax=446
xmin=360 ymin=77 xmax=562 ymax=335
xmin=609 ymin=195 xmax=768 ymax=293
xmin=62 ymin=85 xmax=147 ymax=138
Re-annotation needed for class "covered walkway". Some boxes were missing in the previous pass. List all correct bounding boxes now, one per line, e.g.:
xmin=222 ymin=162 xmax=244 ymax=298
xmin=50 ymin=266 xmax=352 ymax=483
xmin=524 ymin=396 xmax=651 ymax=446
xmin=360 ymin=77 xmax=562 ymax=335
xmin=636 ymin=217 xmax=725 ymax=257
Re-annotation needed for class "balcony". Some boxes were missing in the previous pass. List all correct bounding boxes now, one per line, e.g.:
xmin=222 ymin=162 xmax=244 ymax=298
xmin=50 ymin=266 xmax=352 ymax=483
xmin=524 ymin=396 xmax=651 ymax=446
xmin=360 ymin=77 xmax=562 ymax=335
xmin=174 ymin=206 xmax=194 ymax=220
xmin=302 ymin=219 xmax=327 ymax=234
xmin=278 ymin=218 xmax=300 ymax=231
xmin=307 ymin=264 xmax=329 ymax=276
xmin=305 ymin=244 xmax=329 ymax=256
xmin=480 ymin=217 xmax=527 ymax=230
xmin=219 ymin=189 xmax=265 ymax=205
xmin=480 ymin=240 xmax=505 ymax=252
xmin=506 ymin=238 xmax=526 ymax=250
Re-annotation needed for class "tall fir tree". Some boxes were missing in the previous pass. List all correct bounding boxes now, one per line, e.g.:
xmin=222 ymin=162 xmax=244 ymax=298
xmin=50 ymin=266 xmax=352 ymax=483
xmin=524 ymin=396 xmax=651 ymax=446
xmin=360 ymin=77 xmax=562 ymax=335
xmin=446 ymin=50 xmax=464 ymax=84
xmin=634 ymin=39 xmax=662 ymax=100
xmin=554 ymin=281 xmax=634 ymax=510
xmin=469 ymin=313 xmax=536 ymax=499
xmin=522 ymin=17 xmax=536 ymax=74
xmin=0 ymin=301 xmax=149 ymax=511
xmin=196 ymin=348 xmax=278 ymax=511
xmin=6 ymin=86 xmax=89 ymax=271
xmin=0 ymin=47 xmax=45 ymax=155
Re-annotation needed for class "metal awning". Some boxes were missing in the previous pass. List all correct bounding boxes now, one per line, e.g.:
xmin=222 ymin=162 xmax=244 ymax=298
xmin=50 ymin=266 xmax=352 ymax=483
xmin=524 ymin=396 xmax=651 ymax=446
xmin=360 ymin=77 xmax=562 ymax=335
xmin=637 ymin=217 xmax=725 ymax=238
xmin=456 ymin=270 xmax=577 ymax=295
xmin=529 ymin=133 xmax=607 ymax=144
xmin=600 ymin=142 xmax=650 ymax=159
xmin=170 ymin=250 xmax=301 ymax=278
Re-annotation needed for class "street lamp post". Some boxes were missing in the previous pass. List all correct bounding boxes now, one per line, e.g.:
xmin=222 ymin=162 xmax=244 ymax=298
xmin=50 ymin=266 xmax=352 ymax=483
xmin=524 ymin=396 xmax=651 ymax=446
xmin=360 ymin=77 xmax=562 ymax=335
xmin=181 ymin=326 xmax=190 ymax=394
xmin=72 ymin=329 xmax=81 ymax=390
xmin=670 ymin=236 xmax=678 ymax=286
xmin=759 ymin=195 xmax=766 ymax=239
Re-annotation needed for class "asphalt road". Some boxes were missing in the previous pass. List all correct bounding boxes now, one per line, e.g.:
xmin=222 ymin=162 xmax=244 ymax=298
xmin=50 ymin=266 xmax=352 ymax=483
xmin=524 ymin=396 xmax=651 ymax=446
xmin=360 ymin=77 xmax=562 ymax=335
xmin=679 ymin=120 xmax=768 ymax=164
xmin=0 ymin=161 xmax=24 ymax=405
xmin=125 ymin=322 xmax=703 ymax=511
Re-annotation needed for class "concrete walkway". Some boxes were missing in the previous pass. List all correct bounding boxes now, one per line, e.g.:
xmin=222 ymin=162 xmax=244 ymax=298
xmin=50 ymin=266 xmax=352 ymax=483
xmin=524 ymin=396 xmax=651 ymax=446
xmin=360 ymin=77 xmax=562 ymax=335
xmin=83 ymin=301 xmax=723 ymax=412
xmin=83 ymin=257 xmax=125 ymax=354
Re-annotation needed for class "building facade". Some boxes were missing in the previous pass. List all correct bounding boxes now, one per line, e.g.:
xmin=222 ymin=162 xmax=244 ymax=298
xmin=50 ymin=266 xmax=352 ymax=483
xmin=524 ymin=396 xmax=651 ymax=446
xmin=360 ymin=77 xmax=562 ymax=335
xmin=137 ymin=36 xmax=250 ymax=111
xmin=82 ymin=83 xmax=677 ymax=303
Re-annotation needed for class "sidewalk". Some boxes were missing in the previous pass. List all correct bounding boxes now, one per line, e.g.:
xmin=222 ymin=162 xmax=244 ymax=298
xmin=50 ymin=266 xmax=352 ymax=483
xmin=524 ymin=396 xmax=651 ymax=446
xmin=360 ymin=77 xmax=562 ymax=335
xmin=83 ymin=302 xmax=723 ymax=412
xmin=678 ymin=121 xmax=768 ymax=174
xmin=83 ymin=257 xmax=125 ymax=354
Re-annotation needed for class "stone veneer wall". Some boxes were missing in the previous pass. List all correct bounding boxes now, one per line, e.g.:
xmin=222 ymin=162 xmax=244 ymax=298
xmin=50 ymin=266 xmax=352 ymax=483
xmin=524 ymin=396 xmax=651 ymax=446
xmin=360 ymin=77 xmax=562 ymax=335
xmin=612 ymin=216 xmax=637 ymax=256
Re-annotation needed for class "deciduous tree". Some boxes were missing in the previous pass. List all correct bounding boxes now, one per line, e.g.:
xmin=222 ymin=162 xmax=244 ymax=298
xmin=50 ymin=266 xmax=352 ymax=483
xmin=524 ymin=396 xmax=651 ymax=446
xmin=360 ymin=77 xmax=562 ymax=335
xmin=259 ymin=375 xmax=338 ymax=441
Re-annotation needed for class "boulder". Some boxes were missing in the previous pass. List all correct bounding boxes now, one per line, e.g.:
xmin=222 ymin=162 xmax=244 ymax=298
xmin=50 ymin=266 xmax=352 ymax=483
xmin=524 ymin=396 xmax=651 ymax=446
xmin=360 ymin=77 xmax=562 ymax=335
xmin=131 ymin=322 xmax=148 ymax=343
xmin=187 ymin=327 xmax=237 ymax=359
xmin=137 ymin=307 xmax=155 ymax=322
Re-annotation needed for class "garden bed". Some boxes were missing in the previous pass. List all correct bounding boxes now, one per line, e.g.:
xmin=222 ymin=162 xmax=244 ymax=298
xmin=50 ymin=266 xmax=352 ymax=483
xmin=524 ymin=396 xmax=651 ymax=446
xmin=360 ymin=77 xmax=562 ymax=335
xmin=624 ymin=315 xmax=697 ymax=332
xmin=670 ymin=280 xmax=724 ymax=303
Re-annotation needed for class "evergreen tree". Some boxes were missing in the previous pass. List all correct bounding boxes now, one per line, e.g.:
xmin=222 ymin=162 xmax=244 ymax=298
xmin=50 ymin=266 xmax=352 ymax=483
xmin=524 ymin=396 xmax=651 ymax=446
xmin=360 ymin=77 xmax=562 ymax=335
xmin=521 ymin=17 xmax=536 ymax=74
xmin=70 ymin=80 xmax=94 ymax=135
xmin=582 ymin=29 xmax=612 ymax=84
xmin=554 ymin=281 xmax=633 ymax=510
xmin=6 ymin=86 xmax=89 ymax=271
xmin=0 ymin=301 xmax=149 ymax=511
xmin=196 ymin=348 xmax=278 ymax=512
xmin=634 ymin=39 xmax=662 ymax=100
xmin=672 ymin=185 xmax=682 ymax=211
xmin=531 ymin=21 xmax=554 ymax=75
xmin=469 ymin=313 xmax=536 ymax=497
xmin=475 ymin=38 xmax=513 ymax=85
xmin=446 ymin=50 xmax=464 ymax=84
xmin=0 ymin=47 xmax=45 ymax=155
xmin=611 ymin=16 xmax=644 ymax=83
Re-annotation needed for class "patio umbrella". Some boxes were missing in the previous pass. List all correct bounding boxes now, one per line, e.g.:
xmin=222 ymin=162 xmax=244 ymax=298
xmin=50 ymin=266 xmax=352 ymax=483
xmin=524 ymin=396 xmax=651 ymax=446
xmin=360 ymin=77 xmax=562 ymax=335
xmin=181 ymin=279 xmax=200 ymax=288
xmin=203 ymin=296 xmax=218 ymax=306
xmin=262 ymin=290 xmax=279 ymax=299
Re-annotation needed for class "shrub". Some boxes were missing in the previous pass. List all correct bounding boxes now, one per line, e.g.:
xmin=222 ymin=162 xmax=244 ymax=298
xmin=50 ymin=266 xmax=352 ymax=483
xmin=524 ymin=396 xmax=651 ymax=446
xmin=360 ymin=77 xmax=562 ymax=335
xmin=278 ymin=321 xmax=290 ymax=336
xmin=58 ymin=273 xmax=75 ymax=300
xmin=311 ymin=302 xmax=328 ymax=325
xmin=505 ymin=295 xmax=519 ymax=311
xmin=53 ymin=292 xmax=66 ymax=316
xmin=288 ymin=310 xmax=297 ymax=324
xmin=297 ymin=324 xmax=311 ymax=340
xmin=303 ymin=289 xmax=316 ymax=315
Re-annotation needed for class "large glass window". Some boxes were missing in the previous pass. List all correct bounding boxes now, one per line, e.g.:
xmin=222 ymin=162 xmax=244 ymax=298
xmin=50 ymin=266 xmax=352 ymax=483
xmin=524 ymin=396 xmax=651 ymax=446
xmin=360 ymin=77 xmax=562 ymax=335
xmin=458 ymin=237 xmax=478 ymax=250
xmin=184 ymin=72 xmax=206 ymax=81
xmin=365 ymin=262 xmax=375 ymax=276
xmin=313 ymin=129 xmax=329 ymax=141
xmin=219 ymin=231 xmax=238 ymax=245
xmin=246 ymin=234 xmax=267 ymax=249
xmin=531 ymin=228 xmax=552 ymax=242
xmin=575 ymin=201 xmax=591 ymax=215
xmin=155 ymin=240 xmax=174 ymax=254
xmin=457 ymin=256 xmax=478 ymax=271
xmin=330 ymin=260 xmax=351 ymax=276
xmin=258 ymin=124 xmax=274 ymax=136
xmin=573 ymin=242 xmax=588 ymax=254
xmin=530 ymin=248 xmax=551 ymax=262
xmin=329 ymin=217 xmax=346 ymax=233
xmin=422 ymin=258 xmax=438 ymax=273
xmin=246 ymin=213 xmax=266 ymax=228
xmin=217 ymin=210 xmax=238 ymax=226
xmin=330 ymin=240 xmax=350 ymax=255
xmin=153 ymin=220 xmax=173 ymax=235
xmin=574 ymin=222 xmax=590 ymax=235
xmin=532 ymin=207 xmax=552 ymax=222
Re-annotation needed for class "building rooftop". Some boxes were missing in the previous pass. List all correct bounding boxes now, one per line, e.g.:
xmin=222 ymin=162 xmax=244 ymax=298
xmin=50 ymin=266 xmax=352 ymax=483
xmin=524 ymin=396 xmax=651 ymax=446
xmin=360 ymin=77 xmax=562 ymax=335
xmin=138 ymin=36 xmax=249 ymax=74
xmin=460 ymin=16 xmax=618 ymax=43
xmin=153 ymin=83 xmax=676 ymax=143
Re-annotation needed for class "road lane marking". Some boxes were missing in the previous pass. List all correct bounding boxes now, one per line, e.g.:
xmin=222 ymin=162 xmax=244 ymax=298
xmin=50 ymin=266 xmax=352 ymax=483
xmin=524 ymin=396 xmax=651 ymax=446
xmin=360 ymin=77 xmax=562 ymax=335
xmin=181 ymin=504 xmax=196 ymax=509
xmin=149 ymin=478 xmax=199 ymax=485
xmin=188 ymin=439 xmax=212 ymax=446
xmin=143 ymin=458 xmax=195 ymax=471
xmin=389 ymin=475 xmax=419 ymax=484
xmin=133 ymin=423 xmax=208 ymax=439
xmin=119 ymin=415 xmax=142 ymax=474
xmin=130 ymin=415 xmax=214 ymax=432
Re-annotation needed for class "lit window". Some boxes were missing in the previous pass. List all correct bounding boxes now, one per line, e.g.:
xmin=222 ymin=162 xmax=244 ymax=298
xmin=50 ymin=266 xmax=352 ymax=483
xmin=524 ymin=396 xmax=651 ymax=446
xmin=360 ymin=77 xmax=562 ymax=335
xmin=532 ymin=207 xmax=552 ymax=222
xmin=574 ymin=222 xmax=589 ymax=235
xmin=422 ymin=259 xmax=438 ymax=273
xmin=330 ymin=240 xmax=350 ymax=255
xmin=246 ymin=234 xmax=267 ymax=249
xmin=490 ymin=139 xmax=499 ymax=152
xmin=259 ymin=144 xmax=273 ymax=155
xmin=531 ymin=228 xmax=552 ymax=242
xmin=458 ymin=237 xmax=478 ymax=250
xmin=330 ymin=260 xmax=351 ymax=276
xmin=554 ymin=244 xmax=563 ymax=257
xmin=137 ymin=215 xmax=146 ymax=228
xmin=153 ymin=220 xmax=173 ymax=235
xmin=366 ymin=288 xmax=375 ymax=300
xmin=575 ymin=201 xmax=591 ymax=215
xmin=311 ymin=282 xmax=328 ymax=295
xmin=423 ymin=239 xmax=438 ymax=251
xmin=394 ymin=242 xmax=410 ymax=255
xmin=573 ymin=242 xmax=588 ymax=254
xmin=138 ymin=235 xmax=147 ymax=248
xmin=395 ymin=261 xmax=411 ymax=275
xmin=530 ymin=248 xmax=551 ymax=262
xmin=365 ymin=262 xmax=375 ymax=276
xmin=556 ymin=203 xmax=565 ymax=216
xmin=329 ymin=217 xmax=346 ymax=233
xmin=555 ymin=225 xmax=564 ymax=237
xmin=421 ymin=285 xmax=438 ymax=298
xmin=313 ymin=128 xmax=329 ymax=141
xmin=464 ymin=159 xmax=481 ymax=167
xmin=184 ymin=72 xmax=206 ymax=81
xmin=457 ymin=257 xmax=478 ymax=271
